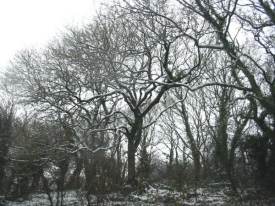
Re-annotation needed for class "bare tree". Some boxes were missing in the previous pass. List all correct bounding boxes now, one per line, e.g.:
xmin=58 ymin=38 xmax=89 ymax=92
xmin=125 ymin=0 xmax=275 ymax=190
xmin=60 ymin=2 xmax=204 ymax=186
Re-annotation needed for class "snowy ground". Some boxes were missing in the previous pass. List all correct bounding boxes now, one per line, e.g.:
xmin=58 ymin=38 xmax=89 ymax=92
xmin=1 ymin=183 xmax=275 ymax=205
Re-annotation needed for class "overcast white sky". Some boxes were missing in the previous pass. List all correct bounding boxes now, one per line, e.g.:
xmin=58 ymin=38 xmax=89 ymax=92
xmin=0 ymin=0 xmax=102 ymax=71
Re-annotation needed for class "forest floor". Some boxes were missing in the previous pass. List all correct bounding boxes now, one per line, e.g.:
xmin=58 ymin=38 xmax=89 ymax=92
xmin=1 ymin=182 xmax=275 ymax=206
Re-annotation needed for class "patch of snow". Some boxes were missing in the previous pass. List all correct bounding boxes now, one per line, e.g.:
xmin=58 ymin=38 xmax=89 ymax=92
xmin=3 ymin=183 xmax=274 ymax=205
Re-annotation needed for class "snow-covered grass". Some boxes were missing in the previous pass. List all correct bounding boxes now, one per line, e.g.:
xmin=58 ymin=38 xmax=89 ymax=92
xmin=127 ymin=183 xmax=230 ymax=205
xmin=2 ymin=183 xmax=275 ymax=205
xmin=2 ymin=191 xmax=83 ymax=206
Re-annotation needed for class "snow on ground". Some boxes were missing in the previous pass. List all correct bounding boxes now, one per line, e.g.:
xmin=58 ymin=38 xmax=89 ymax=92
xmin=127 ymin=183 xmax=230 ymax=205
xmin=2 ymin=183 xmax=275 ymax=205
xmin=2 ymin=191 xmax=80 ymax=206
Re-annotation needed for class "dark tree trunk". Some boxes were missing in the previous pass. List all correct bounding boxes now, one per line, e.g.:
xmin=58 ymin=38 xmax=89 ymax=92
xmin=126 ymin=115 xmax=143 ymax=187
xmin=192 ymin=151 xmax=201 ymax=182
xmin=226 ymin=162 xmax=237 ymax=192
xmin=127 ymin=139 xmax=137 ymax=186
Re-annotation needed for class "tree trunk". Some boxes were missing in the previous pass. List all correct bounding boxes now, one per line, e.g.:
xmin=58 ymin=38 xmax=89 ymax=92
xmin=127 ymin=139 xmax=137 ymax=186
xmin=192 ymin=151 xmax=201 ymax=181
xmin=126 ymin=115 xmax=143 ymax=187
xmin=181 ymin=102 xmax=201 ymax=181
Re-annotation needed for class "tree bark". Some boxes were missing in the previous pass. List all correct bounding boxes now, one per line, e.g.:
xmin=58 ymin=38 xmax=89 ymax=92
xmin=127 ymin=139 xmax=137 ymax=186
xmin=180 ymin=102 xmax=201 ymax=181
xmin=126 ymin=115 xmax=143 ymax=186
